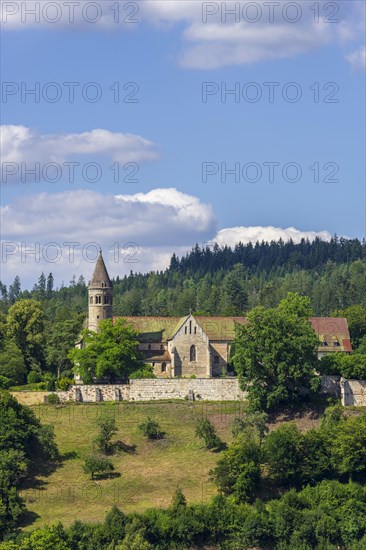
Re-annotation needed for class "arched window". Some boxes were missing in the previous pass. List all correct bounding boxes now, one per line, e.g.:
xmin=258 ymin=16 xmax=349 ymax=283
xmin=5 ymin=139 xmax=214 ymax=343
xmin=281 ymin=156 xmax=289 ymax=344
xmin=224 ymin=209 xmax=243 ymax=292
xmin=190 ymin=345 xmax=196 ymax=362
xmin=104 ymin=295 xmax=109 ymax=304
xmin=161 ymin=362 xmax=167 ymax=372
xmin=89 ymin=296 xmax=93 ymax=304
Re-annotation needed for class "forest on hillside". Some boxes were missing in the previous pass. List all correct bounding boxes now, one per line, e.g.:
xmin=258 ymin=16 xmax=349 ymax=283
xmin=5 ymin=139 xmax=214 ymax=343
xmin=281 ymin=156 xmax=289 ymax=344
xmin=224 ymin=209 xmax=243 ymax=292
xmin=0 ymin=237 xmax=365 ymax=390
xmin=1 ymin=237 xmax=366 ymax=320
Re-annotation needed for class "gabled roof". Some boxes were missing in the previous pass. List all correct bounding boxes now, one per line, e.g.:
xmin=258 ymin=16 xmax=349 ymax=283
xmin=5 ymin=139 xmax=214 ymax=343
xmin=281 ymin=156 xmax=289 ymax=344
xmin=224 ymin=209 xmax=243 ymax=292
xmin=89 ymin=252 xmax=111 ymax=288
xmin=115 ymin=316 xmax=182 ymax=342
xmin=309 ymin=317 xmax=352 ymax=352
xmin=114 ymin=315 xmax=247 ymax=342
xmin=114 ymin=315 xmax=352 ymax=351
xmin=195 ymin=316 xmax=247 ymax=340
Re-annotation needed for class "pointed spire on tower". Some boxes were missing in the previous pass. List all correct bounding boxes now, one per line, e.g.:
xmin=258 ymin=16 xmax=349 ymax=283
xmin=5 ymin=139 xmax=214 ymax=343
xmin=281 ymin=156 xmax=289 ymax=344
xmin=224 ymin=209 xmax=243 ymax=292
xmin=89 ymin=250 xmax=111 ymax=288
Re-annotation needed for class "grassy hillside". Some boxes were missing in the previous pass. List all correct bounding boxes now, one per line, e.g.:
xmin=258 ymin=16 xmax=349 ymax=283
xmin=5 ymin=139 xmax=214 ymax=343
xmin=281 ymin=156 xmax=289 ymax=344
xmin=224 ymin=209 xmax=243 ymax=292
xmin=19 ymin=400 xmax=331 ymax=532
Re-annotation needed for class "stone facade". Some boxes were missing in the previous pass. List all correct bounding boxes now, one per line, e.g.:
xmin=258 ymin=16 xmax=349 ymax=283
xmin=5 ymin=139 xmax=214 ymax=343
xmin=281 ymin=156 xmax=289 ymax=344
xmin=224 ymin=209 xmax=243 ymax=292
xmin=81 ymin=254 xmax=353 ymax=381
xmin=88 ymin=251 xmax=113 ymax=332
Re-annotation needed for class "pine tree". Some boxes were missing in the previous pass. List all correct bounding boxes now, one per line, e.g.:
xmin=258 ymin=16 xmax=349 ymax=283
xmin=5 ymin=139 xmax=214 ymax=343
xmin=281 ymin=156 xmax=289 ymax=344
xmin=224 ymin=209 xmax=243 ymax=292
xmin=8 ymin=276 xmax=21 ymax=304
xmin=46 ymin=273 xmax=54 ymax=298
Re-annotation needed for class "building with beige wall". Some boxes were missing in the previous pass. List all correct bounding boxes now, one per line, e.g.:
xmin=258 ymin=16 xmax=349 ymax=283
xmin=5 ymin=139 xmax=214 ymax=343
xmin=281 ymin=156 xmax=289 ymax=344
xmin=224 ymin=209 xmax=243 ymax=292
xmin=85 ymin=253 xmax=352 ymax=379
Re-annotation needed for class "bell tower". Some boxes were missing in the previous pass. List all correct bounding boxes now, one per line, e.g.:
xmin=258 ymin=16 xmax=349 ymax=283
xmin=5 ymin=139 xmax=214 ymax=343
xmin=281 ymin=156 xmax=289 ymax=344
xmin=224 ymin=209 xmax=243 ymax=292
xmin=88 ymin=250 xmax=113 ymax=331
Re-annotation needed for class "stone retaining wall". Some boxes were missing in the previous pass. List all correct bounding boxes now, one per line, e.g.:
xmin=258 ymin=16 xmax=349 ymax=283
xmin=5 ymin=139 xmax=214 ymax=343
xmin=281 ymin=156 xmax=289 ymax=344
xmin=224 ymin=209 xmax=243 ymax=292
xmin=341 ymin=378 xmax=366 ymax=406
xmin=129 ymin=378 xmax=246 ymax=401
xmin=18 ymin=377 xmax=366 ymax=406
xmin=56 ymin=378 xmax=246 ymax=402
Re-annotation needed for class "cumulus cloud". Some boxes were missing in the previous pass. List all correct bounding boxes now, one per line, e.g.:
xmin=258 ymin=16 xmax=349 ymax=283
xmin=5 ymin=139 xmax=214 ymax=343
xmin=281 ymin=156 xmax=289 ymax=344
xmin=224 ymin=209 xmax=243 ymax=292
xmin=1 ymin=187 xmax=335 ymax=287
xmin=345 ymin=45 xmax=366 ymax=70
xmin=214 ymin=226 xmax=332 ymax=248
xmin=1 ymin=188 xmax=216 ymax=245
xmin=0 ymin=125 xmax=159 ymax=185
xmin=1 ymin=125 xmax=158 ymax=165
xmin=142 ymin=0 xmax=364 ymax=69
xmin=2 ymin=1 xmax=364 ymax=69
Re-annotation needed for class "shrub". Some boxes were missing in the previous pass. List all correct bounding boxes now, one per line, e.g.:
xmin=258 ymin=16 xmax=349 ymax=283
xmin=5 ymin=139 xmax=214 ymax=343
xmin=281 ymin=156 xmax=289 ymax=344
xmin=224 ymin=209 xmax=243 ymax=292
xmin=195 ymin=418 xmax=224 ymax=451
xmin=264 ymin=423 xmax=303 ymax=488
xmin=27 ymin=369 xmax=42 ymax=384
xmin=130 ymin=365 xmax=156 ymax=379
xmin=57 ymin=377 xmax=74 ymax=391
xmin=232 ymin=411 xmax=269 ymax=444
xmin=83 ymin=454 xmax=114 ymax=479
xmin=47 ymin=393 xmax=60 ymax=405
xmin=95 ymin=416 xmax=118 ymax=454
xmin=0 ymin=376 xmax=11 ymax=389
xmin=319 ymin=354 xmax=366 ymax=379
xmin=138 ymin=417 xmax=164 ymax=440
xmin=211 ymin=434 xmax=261 ymax=501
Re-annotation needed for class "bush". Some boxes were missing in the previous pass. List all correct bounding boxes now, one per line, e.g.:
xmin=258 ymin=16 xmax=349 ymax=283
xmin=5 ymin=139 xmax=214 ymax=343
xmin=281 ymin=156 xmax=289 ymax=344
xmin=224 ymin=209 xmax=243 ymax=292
xmin=27 ymin=368 xmax=42 ymax=384
xmin=47 ymin=393 xmax=60 ymax=405
xmin=319 ymin=354 xmax=366 ymax=379
xmin=95 ymin=416 xmax=117 ymax=454
xmin=264 ymin=423 xmax=303 ymax=488
xmin=195 ymin=418 xmax=224 ymax=451
xmin=57 ymin=377 xmax=74 ymax=391
xmin=0 ymin=376 xmax=11 ymax=389
xmin=211 ymin=434 xmax=261 ymax=501
xmin=232 ymin=411 xmax=269 ymax=444
xmin=130 ymin=365 xmax=156 ymax=379
xmin=83 ymin=454 xmax=114 ymax=479
xmin=138 ymin=417 xmax=164 ymax=440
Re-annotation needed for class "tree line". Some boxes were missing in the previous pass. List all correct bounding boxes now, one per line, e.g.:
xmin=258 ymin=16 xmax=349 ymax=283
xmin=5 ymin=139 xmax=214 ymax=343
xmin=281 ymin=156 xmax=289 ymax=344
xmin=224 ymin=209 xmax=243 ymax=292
xmin=1 ymin=239 xmax=366 ymax=321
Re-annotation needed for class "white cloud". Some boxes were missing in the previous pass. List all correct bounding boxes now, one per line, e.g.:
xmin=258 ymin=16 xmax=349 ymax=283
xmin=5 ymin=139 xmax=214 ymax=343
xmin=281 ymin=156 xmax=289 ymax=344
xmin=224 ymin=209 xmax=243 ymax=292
xmin=1 ymin=125 xmax=159 ymax=184
xmin=0 ymin=188 xmax=216 ymax=286
xmin=1 ymin=188 xmax=216 ymax=244
xmin=1 ymin=187 xmax=336 ymax=287
xmin=144 ymin=0 xmax=364 ymax=69
xmin=2 ymin=1 xmax=364 ymax=69
xmin=1 ymin=125 xmax=158 ymax=165
xmin=215 ymin=225 xmax=332 ymax=248
xmin=345 ymin=45 xmax=366 ymax=71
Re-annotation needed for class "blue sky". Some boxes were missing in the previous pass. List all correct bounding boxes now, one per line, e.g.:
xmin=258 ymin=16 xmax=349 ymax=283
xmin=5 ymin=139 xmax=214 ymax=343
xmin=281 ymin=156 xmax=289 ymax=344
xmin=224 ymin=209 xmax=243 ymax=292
xmin=1 ymin=0 xmax=365 ymax=287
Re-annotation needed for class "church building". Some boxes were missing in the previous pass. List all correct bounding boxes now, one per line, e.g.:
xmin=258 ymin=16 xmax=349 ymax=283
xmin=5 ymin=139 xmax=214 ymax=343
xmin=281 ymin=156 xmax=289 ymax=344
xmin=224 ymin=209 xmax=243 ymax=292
xmin=85 ymin=252 xmax=352 ymax=379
